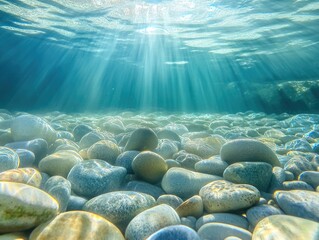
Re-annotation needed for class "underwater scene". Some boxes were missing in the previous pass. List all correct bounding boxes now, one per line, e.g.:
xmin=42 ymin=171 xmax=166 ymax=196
xmin=0 ymin=0 xmax=319 ymax=239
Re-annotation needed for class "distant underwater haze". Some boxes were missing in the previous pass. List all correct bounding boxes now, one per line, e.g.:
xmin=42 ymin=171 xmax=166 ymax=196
xmin=0 ymin=0 xmax=319 ymax=113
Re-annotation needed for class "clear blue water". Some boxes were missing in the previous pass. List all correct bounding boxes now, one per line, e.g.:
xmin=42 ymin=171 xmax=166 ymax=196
xmin=0 ymin=0 xmax=319 ymax=113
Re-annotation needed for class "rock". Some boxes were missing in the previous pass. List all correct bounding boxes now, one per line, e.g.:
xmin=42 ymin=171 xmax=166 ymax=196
xmin=223 ymin=162 xmax=273 ymax=192
xmin=11 ymin=115 xmax=57 ymax=144
xmin=83 ymin=191 xmax=156 ymax=232
xmin=44 ymin=176 xmax=71 ymax=212
xmin=298 ymin=171 xmax=319 ymax=188
xmin=268 ymin=167 xmax=286 ymax=193
xmin=284 ymin=156 xmax=314 ymax=178
xmin=199 ymin=180 xmax=260 ymax=213
xmin=29 ymin=211 xmax=124 ymax=240
xmin=115 ymin=151 xmax=140 ymax=174
xmin=176 ymin=195 xmax=203 ymax=218
xmin=146 ymin=225 xmax=200 ymax=240
xmin=67 ymin=159 xmax=126 ymax=199
xmin=0 ymin=232 xmax=28 ymax=240
xmin=161 ymin=167 xmax=222 ymax=199
xmin=246 ymin=204 xmax=284 ymax=228
xmin=198 ymin=223 xmax=252 ymax=240
xmin=5 ymin=138 xmax=48 ymax=165
xmin=73 ymin=124 xmax=93 ymax=142
xmin=0 ymin=168 xmax=42 ymax=187
xmin=174 ymin=151 xmax=202 ymax=170
xmin=132 ymin=151 xmax=168 ymax=184
xmin=0 ymin=182 xmax=59 ymax=233
xmin=125 ymin=181 xmax=165 ymax=199
xmin=39 ymin=150 xmax=83 ymax=177
xmin=195 ymin=157 xmax=229 ymax=176
xmin=157 ymin=129 xmax=181 ymax=142
xmin=79 ymin=131 xmax=105 ymax=149
xmin=66 ymin=195 xmax=87 ymax=211
xmin=15 ymin=149 xmax=35 ymax=167
xmin=124 ymin=128 xmax=158 ymax=151
xmin=285 ymin=139 xmax=313 ymax=152
xmin=0 ymin=147 xmax=19 ymax=172
xmin=156 ymin=194 xmax=183 ymax=209
xmin=154 ymin=139 xmax=179 ymax=159
xmin=252 ymin=215 xmax=319 ymax=240
xmin=163 ymin=123 xmax=188 ymax=135
xmin=283 ymin=180 xmax=314 ymax=190
xmin=196 ymin=213 xmax=249 ymax=230
xmin=275 ymin=190 xmax=319 ymax=222
xmin=220 ymin=139 xmax=281 ymax=167
xmin=87 ymin=140 xmax=121 ymax=164
xmin=165 ymin=159 xmax=181 ymax=168
xmin=125 ymin=204 xmax=181 ymax=240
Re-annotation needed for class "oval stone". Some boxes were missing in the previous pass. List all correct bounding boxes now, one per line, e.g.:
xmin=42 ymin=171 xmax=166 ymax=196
xmin=87 ymin=140 xmax=121 ymax=165
xmin=0 ymin=168 xmax=42 ymax=187
xmin=198 ymin=223 xmax=252 ymax=240
xmin=196 ymin=213 xmax=249 ymax=230
xmin=124 ymin=128 xmax=158 ymax=151
xmin=146 ymin=225 xmax=200 ymax=240
xmin=0 ymin=147 xmax=19 ymax=173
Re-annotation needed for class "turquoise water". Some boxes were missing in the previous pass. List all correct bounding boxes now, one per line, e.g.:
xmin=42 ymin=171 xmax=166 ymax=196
xmin=0 ymin=0 xmax=319 ymax=113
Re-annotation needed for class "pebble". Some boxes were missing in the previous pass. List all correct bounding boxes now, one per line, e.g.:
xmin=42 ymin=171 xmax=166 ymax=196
xmin=282 ymin=180 xmax=314 ymax=190
xmin=79 ymin=131 xmax=105 ymax=149
xmin=223 ymin=162 xmax=273 ymax=192
xmin=15 ymin=149 xmax=35 ymax=167
xmin=115 ymin=150 xmax=140 ymax=174
xmin=275 ymin=190 xmax=319 ymax=222
xmin=0 ymin=167 xmax=42 ymax=187
xmin=67 ymin=195 xmax=87 ymax=211
xmin=72 ymin=124 xmax=93 ymax=142
xmin=39 ymin=150 xmax=83 ymax=177
xmin=43 ymin=176 xmax=71 ymax=212
xmin=87 ymin=140 xmax=121 ymax=165
xmin=29 ymin=211 xmax=124 ymax=240
xmin=11 ymin=115 xmax=57 ymax=144
xmin=132 ymin=151 xmax=168 ymax=184
xmin=0 ymin=147 xmax=19 ymax=172
xmin=196 ymin=213 xmax=249 ymax=230
xmin=268 ymin=166 xmax=286 ymax=193
xmin=298 ymin=171 xmax=319 ymax=188
xmin=0 ymin=182 xmax=59 ymax=233
xmin=220 ymin=139 xmax=281 ymax=167
xmin=252 ymin=215 xmax=319 ymax=240
xmin=67 ymin=159 xmax=127 ymax=199
xmin=174 ymin=151 xmax=202 ymax=170
xmin=175 ymin=195 xmax=203 ymax=218
xmin=161 ymin=167 xmax=222 ymax=199
xmin=125 ymin=180 xmax=166 ymax=199
xmin=198 ymin=223 xmax=252 ymax=240
xmin=0 ymin=232 xmax=28 ymax=240
xmin=246 ymin=204 xmax=284 ymax=228
xmin=199 ymin=180 xmax=260 ymax=213
xmin=156 ymin=194 xmax=183 ymax=209
xmin=146 ymin=225 xmax=200 ymax=240
xmin=285 ymin=139 xmax=313 ymax=152
xmin=125 ymin=204 xmax=181 ymax=240
xmin=83 ymin=191 xmax=156 ymax=232
xmin=124 ymin=128 xmax=158 ymax=151
xmin=157 ymin=129 xmax=181 ymax=142
xmin=195 ymin=157 xmax=229 ymax=176
xmin=183 ymin=136 xmax=223 ymax=159
xmin=284 ymin=156 xmax=314 ymax=178
xmin=154 ymin=139 xmax=179 ymax=159
xmin=165 ymin=159 xmax=181 ymax=168
xmin=181 ymin=216 xmax=197 ymax=229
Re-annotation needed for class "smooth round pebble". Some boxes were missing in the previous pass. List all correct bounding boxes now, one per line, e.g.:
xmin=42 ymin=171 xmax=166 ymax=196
xmin=125 ymin=180 xmax=165 ymax=199
xmin=246 ymin=204 xmax=284 ymax=228
xmin=195 ymin=157 xmax=228 ymax=176
xmin=87 ymin=140 xmax=121 ymax=165
xmin=176 ymin=195 xmax=203 ymax=218
xmin=146 ymin=225 xmax=200 ymax=240
xmin=198 ymin=223 xmax=252 ymax=240
xmin=0 ymin=147 xmax=19 ymax=173
xmin=157 ymin=194 xmax=183 ymax=209
xmin=0 ymin=168 xmax=42 ymax=187
xmin=115 ymin=151 xmax=140 ymax=174
xmin=15 ymin=149 xmax=35 ymax=167
xmin=298 ymin=171 xmax=319 ymax=188
xmin=66 ymin=195 xmax=87 ymax=211
xmin=125 ymin=128 xmax=158 ymax=151
xmin=196 ymin=213 xmax=249 ymax=230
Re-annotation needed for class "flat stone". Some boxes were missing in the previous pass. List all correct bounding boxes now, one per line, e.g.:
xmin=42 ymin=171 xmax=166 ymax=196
xmin=161 ymin=167 xmax=222 ymax=199
xmin=196 ymin=213 xmax=249 ymax=230
xmin=176 ymin=195 xmax=203 ymax=218
xmin=246 ymin=204 xmax=284 ymax=228
xmin=125 ymin=128 xmax=158 ymax=151
xmin=87 ymin=140 xmax=121 ymax=165
xmin=0 ymin=147 xmax=19 ymax=173
xmin=0 ymin=167 xmax=42 ymax=187
xmin=83 ymin=191 xmax=156 ymax=232
xmin=220 ymin=139 xmax=281 ymax=167
xmin=199 ymin=180 xmax=260 ymax=213
xmin=67 ymin=159 xmax=127 ymax=199
xmin=146 ymin=225 xmax=200 ymax=240
xmin=39 ymin=150 xmax=83 ymax=177
xmin=223 ymin=162 xmax=273 ymax=192
xmin=125 ymin=204 xmax=181 ymax=240
xmin=198 ymin=223 xmax=252 ymax=240
xmin=283 ymin=180 xmax=314 ymax=190
xmin=252 ymin=215 xmax=319 ymax=240
xmin=275 ymin=190 xmax=319 ymax=222
xmin=29 ymin=211 xmax=124 ymax=240
xmin=0 ymin=182 xmax=59 ymax=233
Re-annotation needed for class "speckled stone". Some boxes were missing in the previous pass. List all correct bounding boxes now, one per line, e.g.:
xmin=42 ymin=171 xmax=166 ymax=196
xmin=11 ymin=115 xmax=57 ymax=144
xmin=44 ymin=176 xmax=71 ymax=212
xmin=198 ymin=223 xmax=252 ymax=240
xmin=246 ymin=204 xmax=284 ymax=228
xmin=0 ymin=182 xmax=59 ymax=233
xmin=196 ymin=213 xmax=249 ymax=230
xmin=298 ymin=171 xmax=319 ymax=188
xmin=0 ymin=167 xmax=42 ymax=187
xmin=115 ymin=151 xmax=140 ymax=174
xmin=125 ymin=204 xmax=181 ymax=240
xmin=268 ymin=167 xmax=286 ymax=193
xmin=195 ymin=157 xmax=229 ymax=176
xmin=125 ymin=180 xmax=165 ymax=199
xmin=282 ymin=180 xmax=314 ymax=190
xmin=132 ymin=151 xmax=168 ymax=184
xmin=15 ymin=149 xmax=35 ymax=167
xmin=161 ymin=167 xmax=222 ymax=199
xmin=125 ymin=128 xmax=158 ymax=151
xmin=157 ymin=194 xmax=183 ymax=209
xmin=67 ymin=159 xmax=127 ymax=199
xmin=29 ymin=211 xmax=124 ymax=240
xmin=83 ymin=191 xmax=156 ymax=232
xmin=39 ymin=150 xmax=83 ymax=177
xmin=284 ymin=156 xmax=314 ymax=178
xmin=199 ymin=180 xmax=260 ymax=213
xmin=220 ymin=139 xmax=281 ymax=167
xmin=146 ymin=225 xmax=200 ymax=240
xmin=275 ymin=190 xmax=319 ymax=222
xmin=0 ymin=147 xmax=19 ymax=173
xmin=252 ymin=215 xmax=319 ymax=240
xmin=176 ymin=195 xmax=203 ymax=218
xmin=223 ymin=162 xmax=273 ymax=192
xmin=87 ymin=140 xmax=121 ymax=165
